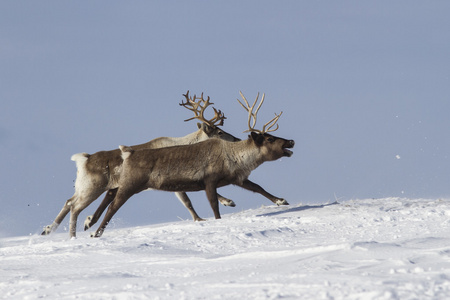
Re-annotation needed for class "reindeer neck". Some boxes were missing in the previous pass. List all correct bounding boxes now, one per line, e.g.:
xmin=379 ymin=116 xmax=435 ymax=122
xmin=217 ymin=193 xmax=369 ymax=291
xmin=182 ymin=129 xmax=208 ymax=144
xmin=227 ymin=139 xmax=265 ymax=171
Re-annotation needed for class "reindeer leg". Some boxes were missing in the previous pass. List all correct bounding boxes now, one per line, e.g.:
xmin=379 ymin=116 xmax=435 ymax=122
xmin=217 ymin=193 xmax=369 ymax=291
xmin=175 ymin=192 xmax=206 ymax=221
xmin=92 ymin=188 xmax=134 ymax=238
xmin=238 ymin=179 xmax=289 ymax=206
xmin=217 ymin=193 xmax=236 ymax=207
xmin=84 ymin=189 xmax=118 ymax=231
xmin=205 ymin=183 xmax=221 ymax=219
xmin=68 ymin=189 xmax=105 ymax=238
xmin=41 ymin=195 xmax=75 ymax=235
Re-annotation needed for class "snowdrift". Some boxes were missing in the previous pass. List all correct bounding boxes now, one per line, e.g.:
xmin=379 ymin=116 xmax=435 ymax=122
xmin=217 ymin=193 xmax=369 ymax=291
xmin=1 ymin=198 xmax=450 ymax=299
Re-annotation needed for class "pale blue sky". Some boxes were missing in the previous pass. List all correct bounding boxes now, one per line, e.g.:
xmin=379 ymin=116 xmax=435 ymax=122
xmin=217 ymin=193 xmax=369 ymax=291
xmin=1 ymin=1 xmax=449 ymax=237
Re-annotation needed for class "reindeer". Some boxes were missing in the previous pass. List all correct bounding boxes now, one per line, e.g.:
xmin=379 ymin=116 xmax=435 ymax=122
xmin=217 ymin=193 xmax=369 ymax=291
xmin=92 ymin=92 xmax=295 ymax=238
xmin=41 ymin=92 xmax=239 ymax=238
xmin=42 ymin=92 xmax=289 ymax=238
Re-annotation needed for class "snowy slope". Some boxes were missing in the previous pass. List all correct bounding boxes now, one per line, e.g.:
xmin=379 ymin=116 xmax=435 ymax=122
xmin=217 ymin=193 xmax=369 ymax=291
xmin=1 ymin=198 xmax=450 ymax=299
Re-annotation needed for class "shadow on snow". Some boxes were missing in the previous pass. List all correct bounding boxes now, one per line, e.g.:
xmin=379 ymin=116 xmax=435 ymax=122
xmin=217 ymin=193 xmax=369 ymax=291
xmin=257 ymin=201 xmax=339 ymax=217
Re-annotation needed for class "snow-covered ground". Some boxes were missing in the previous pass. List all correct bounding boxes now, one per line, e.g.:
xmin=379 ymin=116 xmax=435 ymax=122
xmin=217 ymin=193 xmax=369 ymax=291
xmin=1 ymin=198 xmax=450 ymax=299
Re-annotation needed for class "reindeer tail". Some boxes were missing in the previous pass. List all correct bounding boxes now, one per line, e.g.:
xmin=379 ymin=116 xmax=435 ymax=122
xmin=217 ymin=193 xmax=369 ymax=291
xmin=119 ymin=145 xmax=134 ymax=160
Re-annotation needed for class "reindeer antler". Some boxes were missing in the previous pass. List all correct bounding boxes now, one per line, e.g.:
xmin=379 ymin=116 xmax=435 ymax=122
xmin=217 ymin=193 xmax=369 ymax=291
xmin=237 ymin=91 xmax=282 ymax=134
xmin=180 ymin=90 xmax=226 ymax=127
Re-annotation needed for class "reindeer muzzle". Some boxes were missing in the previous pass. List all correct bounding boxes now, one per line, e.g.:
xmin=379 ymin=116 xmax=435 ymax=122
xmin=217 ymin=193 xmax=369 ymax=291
xmin=283 ymin=140 xmax=295 ymax=157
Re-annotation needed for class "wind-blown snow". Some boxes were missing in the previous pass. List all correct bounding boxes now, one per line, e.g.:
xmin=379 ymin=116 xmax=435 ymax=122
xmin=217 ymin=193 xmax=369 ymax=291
xmin=1 ymin=198 xmax=450 ymax=299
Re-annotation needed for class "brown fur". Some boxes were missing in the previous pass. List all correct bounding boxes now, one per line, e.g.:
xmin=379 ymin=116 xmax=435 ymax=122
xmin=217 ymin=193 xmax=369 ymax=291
xmin=93 ymin=132 xmax=294 ymax=237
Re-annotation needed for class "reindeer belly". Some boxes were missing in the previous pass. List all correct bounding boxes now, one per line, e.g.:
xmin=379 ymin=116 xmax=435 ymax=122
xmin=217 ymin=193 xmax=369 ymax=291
xmin=158 ymin=180 xmax=205 ymax=192
xmin=146 ymin=170 xmax=206 ymax=192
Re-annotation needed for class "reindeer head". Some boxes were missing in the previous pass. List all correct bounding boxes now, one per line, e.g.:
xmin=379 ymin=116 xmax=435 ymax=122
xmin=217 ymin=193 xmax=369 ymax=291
xmin=180 ymin=91 xmax=240 ymax=142
xmin=238 ymin=91 xmax=295 ymax=161
xmin=196 ymin=123 xmax=241 ymax=142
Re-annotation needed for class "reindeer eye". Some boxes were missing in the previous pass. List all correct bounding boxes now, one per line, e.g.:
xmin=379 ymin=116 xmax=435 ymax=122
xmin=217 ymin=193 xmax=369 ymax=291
xmin=267 ymin=137 xmax=275 ymax=142
xmin=218 ymin=131 xmax=223 ymax=135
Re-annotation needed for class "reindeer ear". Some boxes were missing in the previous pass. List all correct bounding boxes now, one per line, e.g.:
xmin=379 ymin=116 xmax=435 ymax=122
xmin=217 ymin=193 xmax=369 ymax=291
xmin=250 ymin=132 xmax=264 ymax=145
xmin=200 ymin=123 xmax=213 ymax=134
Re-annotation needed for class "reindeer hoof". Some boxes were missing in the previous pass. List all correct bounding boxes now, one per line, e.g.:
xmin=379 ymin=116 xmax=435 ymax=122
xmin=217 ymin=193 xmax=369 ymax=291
xmin=41 ymin=225 xmax=52 ymax=236
xmin=90 ymin=232 xmax=101 ymax=238
xmin=91 ymin=229 xmax=104 ymax=238
xmin=84 ymin=215 xmax=93 ymax=231
xmin=275 ymin=199 xmax=289 ymax=206
xmin=219 ymin=199 xmax=236 ymax=207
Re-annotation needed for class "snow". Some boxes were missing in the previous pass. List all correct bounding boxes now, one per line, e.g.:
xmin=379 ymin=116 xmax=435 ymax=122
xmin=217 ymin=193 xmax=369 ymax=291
xmin=1 ymin=198 xmax=450 ymax=299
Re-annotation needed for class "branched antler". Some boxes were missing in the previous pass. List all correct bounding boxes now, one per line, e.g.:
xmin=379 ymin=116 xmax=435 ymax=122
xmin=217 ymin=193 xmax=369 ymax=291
xmin=237 ymin=91 xmax=282 ymax=134
xmin=180 ymin=90 xmax=226 ymax=127
xmin=261 ymin=111 xmax=283 ymax=133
